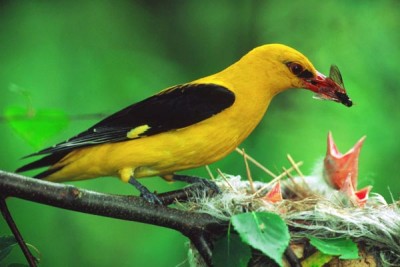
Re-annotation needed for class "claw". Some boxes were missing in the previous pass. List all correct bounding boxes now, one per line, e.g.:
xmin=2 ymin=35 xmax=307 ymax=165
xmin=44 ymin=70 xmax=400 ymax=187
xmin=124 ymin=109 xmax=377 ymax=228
xmin=172 ymin=174 xmax=221 ymax=194
xmin=140 ymin=190 xmax=163 ymax=205
xmin=128 ymin=177 xmax=163 ymax=205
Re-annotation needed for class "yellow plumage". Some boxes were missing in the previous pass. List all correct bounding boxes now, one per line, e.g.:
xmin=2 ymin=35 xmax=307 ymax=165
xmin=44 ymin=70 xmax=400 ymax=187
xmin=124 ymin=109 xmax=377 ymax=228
xmin=17 ymin=44 xmax=351 ymax=188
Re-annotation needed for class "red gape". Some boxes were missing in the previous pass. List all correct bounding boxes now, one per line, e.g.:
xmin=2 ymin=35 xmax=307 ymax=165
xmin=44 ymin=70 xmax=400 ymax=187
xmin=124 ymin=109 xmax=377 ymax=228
xmin=323 ymin=132 xmax=371 ymax=207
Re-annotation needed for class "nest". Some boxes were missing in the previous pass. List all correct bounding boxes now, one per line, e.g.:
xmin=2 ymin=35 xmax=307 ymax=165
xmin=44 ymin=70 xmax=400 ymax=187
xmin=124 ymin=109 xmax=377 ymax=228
xmin=178 ymin=152 xmax=400 ymax=266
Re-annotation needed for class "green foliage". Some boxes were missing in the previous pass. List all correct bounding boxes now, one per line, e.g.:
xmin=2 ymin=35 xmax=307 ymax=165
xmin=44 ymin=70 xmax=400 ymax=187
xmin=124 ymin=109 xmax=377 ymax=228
xmin=0 ymin=1 xmax=398 ymax=266
xmin=0 ymin=235 xmax=17 ymax=262
xmin=212 ymin=233 xmax=251 ymax=267
xmin=231 ymin=212 xmax=290 ymax=267
xmin=308 ymin=236 xmax=359 ymax=260
xmin=7 ymin=264 xmax=28 ymax=267
xmin=5 ymin=106 xmax=68 ymax=149
xmin=301 ymin=251 xmax=333 ymax=267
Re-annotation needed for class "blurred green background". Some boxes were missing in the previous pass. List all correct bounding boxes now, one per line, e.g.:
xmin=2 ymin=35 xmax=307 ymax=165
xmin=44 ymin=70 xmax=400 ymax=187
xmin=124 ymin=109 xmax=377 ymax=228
xmin=1 ymin=1 xmax=399 ymax=266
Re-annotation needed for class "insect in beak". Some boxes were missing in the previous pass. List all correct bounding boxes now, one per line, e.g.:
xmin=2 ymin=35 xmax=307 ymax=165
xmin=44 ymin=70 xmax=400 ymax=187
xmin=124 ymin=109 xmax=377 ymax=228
xmin=304 ymin=65 xmax=353 ymax=107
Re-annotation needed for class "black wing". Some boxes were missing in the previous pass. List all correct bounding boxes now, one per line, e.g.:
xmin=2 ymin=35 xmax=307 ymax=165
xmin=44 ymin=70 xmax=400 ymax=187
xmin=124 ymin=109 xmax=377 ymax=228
xmin=16 ymin=83 xmax=235 ymax=173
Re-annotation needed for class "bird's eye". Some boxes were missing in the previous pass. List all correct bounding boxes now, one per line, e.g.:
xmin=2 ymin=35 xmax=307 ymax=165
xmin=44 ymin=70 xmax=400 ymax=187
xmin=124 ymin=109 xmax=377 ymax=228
xmin=286 ymin=62 xmax=304 ymax=76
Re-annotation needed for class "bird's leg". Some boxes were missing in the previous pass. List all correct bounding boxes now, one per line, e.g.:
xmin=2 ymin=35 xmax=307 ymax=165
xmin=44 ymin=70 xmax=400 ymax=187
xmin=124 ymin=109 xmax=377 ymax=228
xmin=170 ymin=174 xmax=221 ymax=194
xmin=128 ymin=177 xmax=163 ymax=205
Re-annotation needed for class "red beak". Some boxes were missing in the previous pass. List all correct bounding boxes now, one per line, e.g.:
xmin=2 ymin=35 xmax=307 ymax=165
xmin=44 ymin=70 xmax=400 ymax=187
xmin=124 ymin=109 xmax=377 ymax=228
xmin=303 ymin=66 xmax=353 ymax=107
xmin=323 ymin=132 xmax=372 ymax=207
xmin=262 ymin=182 xmax=282 ymax=203
xmin=340 ymin=176 xmax=372 ymax=207
xmin=323 ymin=132 xmax=366 ymax=189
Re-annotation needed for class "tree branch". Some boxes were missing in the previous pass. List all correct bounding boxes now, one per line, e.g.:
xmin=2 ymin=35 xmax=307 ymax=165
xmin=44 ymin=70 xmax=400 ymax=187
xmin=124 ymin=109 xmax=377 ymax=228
xmin=0 ymin=197 xmax=38 ymax=267
xmin=0 ymin=170 xmax=227 ymax=266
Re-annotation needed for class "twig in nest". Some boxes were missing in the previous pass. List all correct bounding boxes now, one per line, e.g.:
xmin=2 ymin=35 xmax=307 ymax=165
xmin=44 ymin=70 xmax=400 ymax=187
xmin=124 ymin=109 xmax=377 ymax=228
xmin=217 ymin=169 xmax=235 ymax=192
xmin=254 ymin=161 xmax=303 ymax=197
xmin=287 ymin=154 xmax=311 ymax=193
xmin=241 ymin=148 xmax=255 ymax=193
xmin=235 ymin=147 xmax=277 ymax=178
xmin=205 ymin=165 xmax=215 ymax=180
xmin=287 ymin=154 xmax=304 ymax=178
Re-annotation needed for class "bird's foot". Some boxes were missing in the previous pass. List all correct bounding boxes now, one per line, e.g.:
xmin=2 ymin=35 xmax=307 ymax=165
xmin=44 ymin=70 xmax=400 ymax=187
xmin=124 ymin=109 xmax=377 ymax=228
xmin=128 ymin=177 xmax=163 ymax=205
xmin=172 ymin=174 xmax=221 ymax=194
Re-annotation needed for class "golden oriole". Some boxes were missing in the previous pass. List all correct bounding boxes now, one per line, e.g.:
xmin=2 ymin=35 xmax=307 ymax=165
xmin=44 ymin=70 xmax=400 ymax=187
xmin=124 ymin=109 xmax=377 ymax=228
xmin=17 ymin=44 xmax=352 ymax=204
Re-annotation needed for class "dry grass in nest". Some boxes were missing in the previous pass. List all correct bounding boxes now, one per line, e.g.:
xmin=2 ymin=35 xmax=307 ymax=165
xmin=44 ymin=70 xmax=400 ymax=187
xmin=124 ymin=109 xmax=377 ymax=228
xmin=178 ymin=149 xmax=400 ymax=266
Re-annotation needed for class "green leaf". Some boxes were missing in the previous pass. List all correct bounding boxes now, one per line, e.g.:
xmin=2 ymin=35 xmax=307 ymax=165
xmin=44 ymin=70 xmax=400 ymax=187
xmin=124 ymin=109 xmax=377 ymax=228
xmin=231 ymin=212 xmax=290 ymax=267
xmin=302 ymin=251 xmax=333 ymax=267
xmin=212 ymin=234 xmax=251 ymax=267
xmin=0 ymin=235 xmax=17 ymax=261
xmin=308 ymin=236 xmax=359 ymax=260
xmin=5 ymin=106 xmax=68 ymax=149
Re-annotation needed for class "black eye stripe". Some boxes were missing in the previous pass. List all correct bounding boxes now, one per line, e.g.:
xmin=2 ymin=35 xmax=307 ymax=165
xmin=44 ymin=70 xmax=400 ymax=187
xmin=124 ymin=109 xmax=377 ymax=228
xmin=298 ymin=69 xmax=314 ymax=79
xmin=286 ymin=62 xmax=314 ymax=79
xmin=286 ymin=62 xmax=303 ymax=75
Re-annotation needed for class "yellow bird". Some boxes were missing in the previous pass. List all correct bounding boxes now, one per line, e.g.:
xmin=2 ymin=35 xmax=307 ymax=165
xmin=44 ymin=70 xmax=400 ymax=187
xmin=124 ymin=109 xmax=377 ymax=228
xmin=17 ymin=44 xmax=352 ymax=204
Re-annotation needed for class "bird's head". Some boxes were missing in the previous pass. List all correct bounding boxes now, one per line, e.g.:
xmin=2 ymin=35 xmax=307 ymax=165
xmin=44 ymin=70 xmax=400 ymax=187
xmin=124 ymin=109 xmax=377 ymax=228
xmin=250 ymin=44 xmax=352 ymax=107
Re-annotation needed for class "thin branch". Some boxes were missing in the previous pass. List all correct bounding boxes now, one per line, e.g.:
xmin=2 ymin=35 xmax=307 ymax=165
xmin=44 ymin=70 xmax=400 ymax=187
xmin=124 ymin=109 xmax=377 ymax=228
xmin=284 ymin=246 xmax=302 ymax=267
xmin=0 ymin=197 xmax=37 ymax=267
xmin=0 ymin=170 xmax=227 ymax=266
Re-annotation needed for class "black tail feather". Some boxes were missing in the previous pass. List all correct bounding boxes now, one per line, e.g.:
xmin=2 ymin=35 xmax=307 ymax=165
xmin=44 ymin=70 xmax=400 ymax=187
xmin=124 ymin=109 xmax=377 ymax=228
xmin=35 ymin=167 xmax=64 ymax=179
xmin=16 ymin=151 xmax=69 ymax=174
